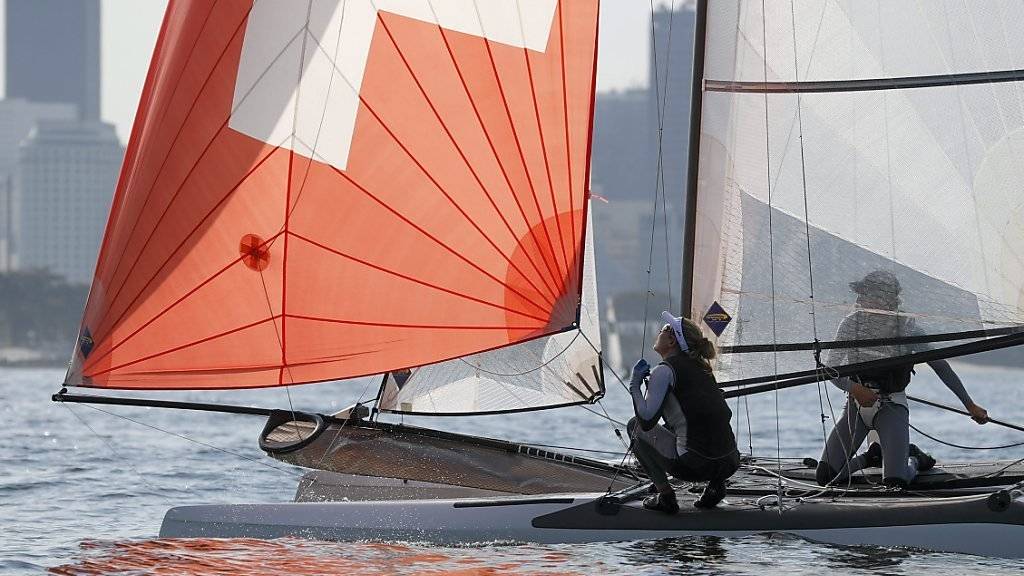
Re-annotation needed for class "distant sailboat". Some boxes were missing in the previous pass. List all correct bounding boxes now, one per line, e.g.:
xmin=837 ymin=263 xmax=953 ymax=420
xmin=55 ymin=0 xmax=1024 ymax=557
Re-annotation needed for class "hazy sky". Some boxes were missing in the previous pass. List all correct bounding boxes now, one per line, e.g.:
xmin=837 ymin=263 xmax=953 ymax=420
xmin=4 ymin=0 xmax=686 ymax=142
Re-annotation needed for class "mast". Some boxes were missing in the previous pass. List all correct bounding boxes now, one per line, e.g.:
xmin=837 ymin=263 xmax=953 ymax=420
xmin=680 ymin=0 xmax=708 ymax=319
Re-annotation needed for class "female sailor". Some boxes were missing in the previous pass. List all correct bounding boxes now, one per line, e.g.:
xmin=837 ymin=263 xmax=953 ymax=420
xmin=628 ymin=311 xmax=740 ymax=513
xmin=816 ymin=270 xmax=989 ymax=488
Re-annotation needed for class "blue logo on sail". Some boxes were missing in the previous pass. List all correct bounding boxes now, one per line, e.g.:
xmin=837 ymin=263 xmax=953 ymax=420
xmin=703 ymin=302 xmax=732 ymax=337
xmin=79 ymin=328 xmax=94 ymax=358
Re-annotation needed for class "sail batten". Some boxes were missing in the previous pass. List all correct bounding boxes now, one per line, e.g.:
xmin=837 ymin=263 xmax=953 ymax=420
xmin=721 ymin=325 xmax=1024 ymax=355
xmin=706 ymin=68 xmax=1024 ymax=94
xmin=68 ymin=0 xmax=599 ymax=391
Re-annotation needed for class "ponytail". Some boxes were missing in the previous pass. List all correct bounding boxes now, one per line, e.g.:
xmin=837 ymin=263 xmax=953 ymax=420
xmin=681 ymin=318 xmax=716 ymax=371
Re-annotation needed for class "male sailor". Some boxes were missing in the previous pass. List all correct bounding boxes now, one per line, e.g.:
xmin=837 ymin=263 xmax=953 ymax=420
xmin=628 ymin=311 xmax=740 ymax=513
xmin=816 ymin=270 xmax=989 ymax=488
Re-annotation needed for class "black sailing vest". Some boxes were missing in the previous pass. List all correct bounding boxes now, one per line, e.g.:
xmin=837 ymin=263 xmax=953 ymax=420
xmin=855 ymin=364 xmax=914 ymax=394
xmin=661 ymin=353 xmax=738 ymax=460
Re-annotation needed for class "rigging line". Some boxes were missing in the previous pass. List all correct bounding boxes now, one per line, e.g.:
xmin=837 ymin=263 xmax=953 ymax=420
xmin=310 ymin=368 xmax=380 ymax=485
xmin=60 ymin=403 xmax=168 ymax=498
xmin=763 ymin=0 xmax=783 ymax=505
xmin=470 ymin=0 xmax=568 ymax=296
xmin=785 ymin=0 xmax=822 ymax=363
xmin=257 ymin=266 xmax=300 ymax=442
xmin=740 ymin=463 xmax=884 ymax=496
xmin=814 ymin=377 xmax=829 ymax=447
xmin=984 ymin=456 xmax=1024 ymax=479
xmin=290 ymin=232 xmax=549 ymax=323
xmin=74 ymin=402 xmax=305 ymax=479
xmin=422 ymin=1 xmax=563 ymax=303
xmin=761 ymin=0 xmax=873 ymax=498
xmin=836 ymin=375 xmax=872 ymax=492
xmin=583 ymin=402 xmax=626 ymax=428
xmin=907 ymin=394 xmax=1024 ymax=434
xmin=369 ymin=11 xmax=562 ymax=306
xmin=514 ymin=0 xmax=572 ymax=281
xmin=97 ymin=7 xmax=273 ymax=326
xmin=658 ymin=1 xmax=676 ymax=308
xmin=593 ymin=400 xmax=630 ymax=450
xmin=638 ymin=0 xmax=670 ymax=361
xmin=908 ymin=423 xmax=1024 ymax=451
xmin=603 ymin=445 xmax=637 ymax=495
xmin=744 ymin=391 xmax=753 ymax=457
xmin=82 ymin=152 xmax=287 ymax=368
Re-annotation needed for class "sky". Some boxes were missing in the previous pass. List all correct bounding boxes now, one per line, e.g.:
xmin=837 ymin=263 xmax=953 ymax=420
xmin=0 ymin=0 xmax=687 ymax=143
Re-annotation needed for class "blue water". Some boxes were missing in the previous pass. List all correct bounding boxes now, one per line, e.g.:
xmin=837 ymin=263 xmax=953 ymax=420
xmin=3 ymin=364 xmax=1024 ymax=575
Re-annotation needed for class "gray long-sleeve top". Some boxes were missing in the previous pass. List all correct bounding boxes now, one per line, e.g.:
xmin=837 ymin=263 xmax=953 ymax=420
xmin=630 ymin=363 xmax=688 ymax=451
xmin=827 ymin=310 xmax=974 ymax=407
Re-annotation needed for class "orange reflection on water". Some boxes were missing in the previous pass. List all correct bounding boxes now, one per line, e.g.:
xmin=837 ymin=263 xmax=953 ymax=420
xmin=50 ymin=538 xmax=585 ymax=576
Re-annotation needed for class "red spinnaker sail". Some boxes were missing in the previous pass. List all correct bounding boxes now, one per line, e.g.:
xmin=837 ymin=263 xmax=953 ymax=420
xmin=67 ymin=0 xmax=599 ymax=389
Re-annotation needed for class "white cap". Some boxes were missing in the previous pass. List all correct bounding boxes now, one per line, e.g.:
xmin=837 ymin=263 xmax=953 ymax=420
xmin=661 ymin=311 xmax=689 ymax=352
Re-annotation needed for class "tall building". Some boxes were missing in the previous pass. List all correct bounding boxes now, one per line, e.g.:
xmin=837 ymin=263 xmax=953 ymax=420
xmin=16 ymin=121 xmax=123 ymax=284
xmin=0 ymin=100 xmax=77 ymax=271
xmin=5 ymin=0 xmax=101 ymax=120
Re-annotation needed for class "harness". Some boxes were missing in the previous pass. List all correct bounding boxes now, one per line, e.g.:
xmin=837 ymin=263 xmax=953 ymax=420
xmin=855 ymin=377 xmax=909 ymax=428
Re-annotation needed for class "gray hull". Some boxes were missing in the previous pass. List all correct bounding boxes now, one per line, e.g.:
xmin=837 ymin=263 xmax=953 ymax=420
xmin=160 ymin=490 xmax=1024 ymax=558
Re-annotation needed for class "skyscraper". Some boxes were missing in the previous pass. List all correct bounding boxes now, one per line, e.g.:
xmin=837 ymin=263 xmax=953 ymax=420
xmin=0 ymin=100 xmax=77 ymax=271
xmin=16 ymin=120 xmax=123 ymax=284
xmin=6 ymin=0 xmax=101 ymax=121
xmin=5 ymin=0 xmax=123 ymax=284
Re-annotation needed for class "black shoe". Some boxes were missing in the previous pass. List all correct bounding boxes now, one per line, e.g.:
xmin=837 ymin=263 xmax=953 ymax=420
xmin=909 ymin=444 xmax=936 ymax=472
xmin=642 ymin=491 xmax=680 ymax=514
xmin=863 ymin=442 xmax=882 ymax=469
xmin=694 ymin=480 xmax=727 ymax=509
xmin=883 ymin=476 xmax=908 ymax=489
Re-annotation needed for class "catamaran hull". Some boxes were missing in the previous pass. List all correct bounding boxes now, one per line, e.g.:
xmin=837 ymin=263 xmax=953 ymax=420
xmin=160 ymin=492 xmax=1024 ymax=558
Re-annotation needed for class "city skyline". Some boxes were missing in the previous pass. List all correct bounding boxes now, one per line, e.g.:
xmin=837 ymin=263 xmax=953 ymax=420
xmin=0 ymin=0 xmax=690 ymax=143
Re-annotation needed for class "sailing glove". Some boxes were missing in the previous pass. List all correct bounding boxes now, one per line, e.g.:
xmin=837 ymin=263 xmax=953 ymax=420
xmin=631 ymin=358 xmax=651 ymax=388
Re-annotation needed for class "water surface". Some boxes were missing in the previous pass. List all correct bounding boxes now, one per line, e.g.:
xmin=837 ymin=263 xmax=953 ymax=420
xmin=3 ymin=365 xmax=1024 ymax=574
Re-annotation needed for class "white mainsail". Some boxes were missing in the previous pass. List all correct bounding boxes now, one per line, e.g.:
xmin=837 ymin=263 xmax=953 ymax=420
xmin=691 ymin=0 xmax=1024 ymax=382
